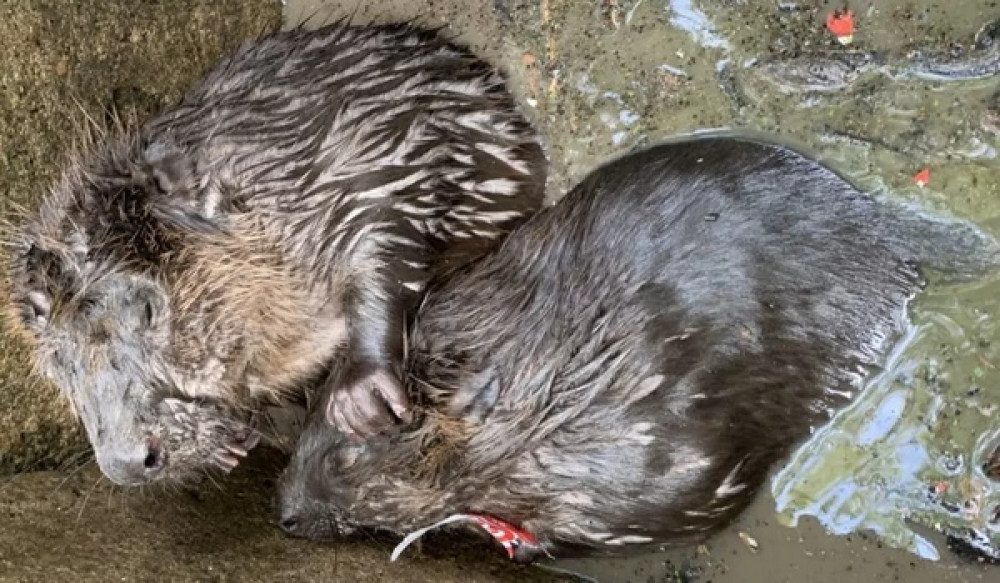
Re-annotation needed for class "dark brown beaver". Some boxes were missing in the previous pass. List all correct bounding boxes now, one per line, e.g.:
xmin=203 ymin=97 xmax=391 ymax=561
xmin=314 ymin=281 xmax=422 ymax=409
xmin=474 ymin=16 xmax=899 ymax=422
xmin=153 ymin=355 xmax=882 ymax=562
xmin=7 ymin=20 xmax=546 ymax=487
xmin=276 ymin=133 xmax=1000 ymax=563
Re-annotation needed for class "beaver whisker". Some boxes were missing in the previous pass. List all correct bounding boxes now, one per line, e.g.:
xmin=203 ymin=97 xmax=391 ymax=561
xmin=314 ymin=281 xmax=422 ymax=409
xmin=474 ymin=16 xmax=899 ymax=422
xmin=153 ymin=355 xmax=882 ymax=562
xmin=74 ymin=473 xmax=104 ymax=526
xmin=200 ymin=468 xmax=225 ymax=493
xmin=49 ymin=455 xmax=96 ymax=497
xmin=357 ymin=526 xmax=394 ymax=553
xmin=53 ymin=447 xmax=95 ymax=474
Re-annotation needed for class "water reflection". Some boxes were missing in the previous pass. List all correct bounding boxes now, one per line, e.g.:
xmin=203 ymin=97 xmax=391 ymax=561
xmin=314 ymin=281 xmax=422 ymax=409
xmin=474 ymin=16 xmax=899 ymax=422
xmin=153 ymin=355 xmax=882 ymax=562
xmin=772 ymin=276 xmax=1000 ymax=561
xmin=666 ymin=0 xmax=730 ymax=50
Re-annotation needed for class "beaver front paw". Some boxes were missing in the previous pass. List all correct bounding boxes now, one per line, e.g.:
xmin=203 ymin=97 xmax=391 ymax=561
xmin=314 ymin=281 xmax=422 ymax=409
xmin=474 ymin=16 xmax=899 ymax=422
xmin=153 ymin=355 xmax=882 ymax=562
xmin=158 ymin=398 xmax=262 ymax=480
xmin=325 ymin=366 xmax=412 ymax=439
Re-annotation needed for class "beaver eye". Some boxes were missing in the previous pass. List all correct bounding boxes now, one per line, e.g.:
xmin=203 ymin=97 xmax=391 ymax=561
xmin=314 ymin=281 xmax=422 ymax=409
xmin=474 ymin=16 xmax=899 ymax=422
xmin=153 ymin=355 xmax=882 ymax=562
xmin=79 ymin=296 xmax=100 ymax=318
xmin=133 ymin=287 xmax=164 ymax=330
xmin=142 ymin=300 xmax=155 ymax=328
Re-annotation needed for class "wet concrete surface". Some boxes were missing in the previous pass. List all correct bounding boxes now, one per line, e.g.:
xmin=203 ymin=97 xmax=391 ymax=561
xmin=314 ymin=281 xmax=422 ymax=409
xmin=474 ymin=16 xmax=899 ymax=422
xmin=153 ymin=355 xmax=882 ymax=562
xmin=5 ymin=0 xmax=1000 ymax=581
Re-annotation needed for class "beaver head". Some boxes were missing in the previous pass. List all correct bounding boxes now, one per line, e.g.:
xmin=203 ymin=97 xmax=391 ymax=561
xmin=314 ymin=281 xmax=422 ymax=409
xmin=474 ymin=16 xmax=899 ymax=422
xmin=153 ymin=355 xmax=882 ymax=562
xmin=275 ymin=414 xmax=397 ymax=539
xmin=274 ymin=391 xmax=480 ymax=540
xmin=8 ymin=137 xmax=328 ymax=486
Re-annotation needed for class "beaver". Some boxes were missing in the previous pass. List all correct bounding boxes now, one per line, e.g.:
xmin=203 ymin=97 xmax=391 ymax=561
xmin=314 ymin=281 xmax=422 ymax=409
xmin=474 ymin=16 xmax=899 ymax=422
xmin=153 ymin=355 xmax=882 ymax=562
xmin=275 ymin=133 xmax=1000 ymax=563
xmin=7 ymin=20 xmax=547 ymax=487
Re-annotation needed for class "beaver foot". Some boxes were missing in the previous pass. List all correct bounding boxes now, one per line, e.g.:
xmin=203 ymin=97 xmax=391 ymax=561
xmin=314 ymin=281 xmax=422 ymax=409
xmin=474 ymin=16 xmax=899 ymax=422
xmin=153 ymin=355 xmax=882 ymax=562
xmin=325 ymin=366 xmax=412 ymax=440
xmin=207 ymin=425 xmax=261 ymax=473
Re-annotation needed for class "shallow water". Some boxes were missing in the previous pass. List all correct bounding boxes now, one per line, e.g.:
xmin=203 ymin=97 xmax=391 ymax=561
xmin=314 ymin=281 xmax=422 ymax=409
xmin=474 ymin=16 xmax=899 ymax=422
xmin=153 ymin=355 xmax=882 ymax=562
xmin=285 ymin=0 xmax=1000 ymax=581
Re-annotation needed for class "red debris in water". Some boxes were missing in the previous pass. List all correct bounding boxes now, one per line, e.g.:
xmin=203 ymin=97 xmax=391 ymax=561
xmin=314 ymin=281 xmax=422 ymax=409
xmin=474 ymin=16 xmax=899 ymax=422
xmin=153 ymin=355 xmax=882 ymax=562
xmin=826 ymin=8 xmax=855 ymax=45
xmin=913 ymin=168 xmax=931 ymax=187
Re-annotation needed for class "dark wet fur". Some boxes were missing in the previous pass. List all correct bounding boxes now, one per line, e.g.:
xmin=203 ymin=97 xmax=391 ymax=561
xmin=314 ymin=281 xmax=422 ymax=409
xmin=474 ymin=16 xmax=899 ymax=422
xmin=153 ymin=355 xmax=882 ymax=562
xmin=277 ymin=134 xmax=1000 ymax=560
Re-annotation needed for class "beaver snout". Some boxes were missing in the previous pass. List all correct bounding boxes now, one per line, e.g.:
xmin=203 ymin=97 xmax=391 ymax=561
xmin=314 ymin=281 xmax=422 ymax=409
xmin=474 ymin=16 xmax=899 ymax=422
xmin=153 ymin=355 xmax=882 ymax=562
xmin=97 ymin=437 xmax=166 ymax=486
xmin=275 ymin=465 xmax=358 ymax=540
xmin=278 ymin=514 xmax=302 ymax=536
xmin=277 ymin=508 xmax=356 ymax=539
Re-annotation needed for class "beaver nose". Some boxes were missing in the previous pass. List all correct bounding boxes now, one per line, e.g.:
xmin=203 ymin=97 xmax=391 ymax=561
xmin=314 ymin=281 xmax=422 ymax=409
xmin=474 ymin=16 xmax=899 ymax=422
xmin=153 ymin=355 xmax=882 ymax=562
xmin=101 ymin=439 xmax=166 ymax=486
xmin=279 ymin=513 xmax=302 ymax=536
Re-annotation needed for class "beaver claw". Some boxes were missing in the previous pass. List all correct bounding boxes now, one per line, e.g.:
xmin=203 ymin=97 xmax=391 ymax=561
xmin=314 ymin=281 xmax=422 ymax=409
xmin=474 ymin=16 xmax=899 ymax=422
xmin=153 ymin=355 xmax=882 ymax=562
xmin=213 ymin=427 xmax=261 ymax=473
xmin=325 ymin=366 xmax=412 ymax=440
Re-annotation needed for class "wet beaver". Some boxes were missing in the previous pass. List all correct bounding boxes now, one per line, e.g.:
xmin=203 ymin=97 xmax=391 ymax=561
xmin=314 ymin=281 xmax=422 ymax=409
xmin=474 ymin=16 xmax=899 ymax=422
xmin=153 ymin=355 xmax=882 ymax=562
xmin=8 ymin=20 xmax=546 ymax=486
xmin=276 ymin=134 xmax=1000 ymax=563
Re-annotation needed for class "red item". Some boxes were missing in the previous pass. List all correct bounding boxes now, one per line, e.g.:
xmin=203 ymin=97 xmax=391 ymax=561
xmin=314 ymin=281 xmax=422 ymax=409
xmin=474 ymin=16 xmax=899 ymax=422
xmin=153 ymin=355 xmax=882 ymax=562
xmin=913 ymin=168 xmax=931 ymax=187
xmin=826 ymin=9 xmax=855 ymax=43
xmin=390 ymin=512 xmax=551 ymax=563
xmin=467 ymin=514 xmax=545 ymax=559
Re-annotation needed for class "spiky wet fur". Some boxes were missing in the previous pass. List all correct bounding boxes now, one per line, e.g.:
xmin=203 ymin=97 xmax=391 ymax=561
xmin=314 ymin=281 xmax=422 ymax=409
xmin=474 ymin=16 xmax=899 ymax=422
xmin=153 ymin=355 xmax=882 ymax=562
xmin=7 ymin=20 xmax=547 ymax=486
xmin=277 ymin=134 xmax=1000 ymax=560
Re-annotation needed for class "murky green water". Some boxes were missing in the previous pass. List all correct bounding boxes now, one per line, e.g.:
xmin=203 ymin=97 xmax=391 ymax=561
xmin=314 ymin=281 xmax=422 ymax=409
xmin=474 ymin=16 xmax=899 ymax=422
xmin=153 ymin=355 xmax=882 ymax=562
xmin=286 ymin=1 xmax=1000 ymax=581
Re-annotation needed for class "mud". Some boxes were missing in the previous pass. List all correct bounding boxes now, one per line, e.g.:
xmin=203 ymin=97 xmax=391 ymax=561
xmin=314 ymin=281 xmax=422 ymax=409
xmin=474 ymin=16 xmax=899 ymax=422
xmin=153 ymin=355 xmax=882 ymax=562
xmin=5 ymin=0 xmax=1000 ymax=582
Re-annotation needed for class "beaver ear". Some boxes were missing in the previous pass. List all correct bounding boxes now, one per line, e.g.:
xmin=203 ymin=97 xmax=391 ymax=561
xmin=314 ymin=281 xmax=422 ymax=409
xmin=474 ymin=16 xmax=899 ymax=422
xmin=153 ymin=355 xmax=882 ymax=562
xmin=142 ymin=141 xmax=229 ymax=232
xmin=335 ymin=442 xmax=367 ymax=470
xmin=18 ymin=289 xmax=52 ymax=331
xmin=141 ymin=141 xmax=195 ymax=196
xmin=324 ymin=395 xmax=339 ymax=431
xmin=10 ymin=244 xmax=63 ymax=332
